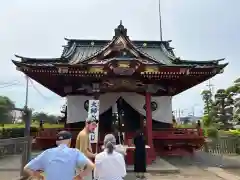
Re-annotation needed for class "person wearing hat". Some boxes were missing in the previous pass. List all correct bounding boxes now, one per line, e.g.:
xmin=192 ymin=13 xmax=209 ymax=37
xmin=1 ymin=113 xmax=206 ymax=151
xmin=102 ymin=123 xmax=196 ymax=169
xmin=76 ymin=116 xmax=98 ymax=180
xmin=94 ymin=134 xmax=126 ymax=180
xmin=24 ymin=131 xmax=94 ymax=180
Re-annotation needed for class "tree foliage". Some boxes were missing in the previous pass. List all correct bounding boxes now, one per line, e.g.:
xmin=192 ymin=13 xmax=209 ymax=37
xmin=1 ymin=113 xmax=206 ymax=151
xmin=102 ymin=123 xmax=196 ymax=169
xmin=0 ymin=96 xmax=15 ymax=124
xmin=201 ymin=77 xmax=240 ymax=129
xmin=213 ymin=89 xmax=233 ymax=129
xmin=32 ymin=112 xmax=59 ymax=123
xmin=232 ymin=78 xmax=240 ymax=122
xmin=201 ymin=90 xmax=213 ymax=126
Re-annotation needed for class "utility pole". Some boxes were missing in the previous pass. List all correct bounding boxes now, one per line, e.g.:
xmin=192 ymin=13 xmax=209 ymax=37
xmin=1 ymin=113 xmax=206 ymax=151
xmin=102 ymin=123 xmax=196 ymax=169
xmin=25 ymin=76 xmax=29 ymax=108
xmin=158 ymin=0 xmax=163 ymax=41
xmin=206 ymin=80 xmax=214 ymax=95
xmin=20 ymin=75 xmax=32 ymax=177
xmin=178 ymin=109 xmax=181 ymax=119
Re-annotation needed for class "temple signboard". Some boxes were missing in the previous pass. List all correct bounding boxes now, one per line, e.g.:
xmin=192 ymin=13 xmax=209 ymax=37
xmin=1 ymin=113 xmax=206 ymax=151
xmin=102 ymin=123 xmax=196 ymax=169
xmin=88 ymin=100 xmax=100 ymax=143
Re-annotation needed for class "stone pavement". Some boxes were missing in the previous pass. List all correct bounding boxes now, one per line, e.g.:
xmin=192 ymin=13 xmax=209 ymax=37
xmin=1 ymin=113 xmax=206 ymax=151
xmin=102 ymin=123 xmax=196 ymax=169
xmin=0 ymin=154 xmax=180 ymax=173
xmin=2 ymin=167 xmax=240 ymax=180
xmin=127 ymin=157 xmax=179 ymax=173
xmin=0 ymin=155 xmax=21 ymax=171
xmin=2 ymin=152 xmax=240 ymax=180
xmin=163 ymin=151 xmax=240 ymax=169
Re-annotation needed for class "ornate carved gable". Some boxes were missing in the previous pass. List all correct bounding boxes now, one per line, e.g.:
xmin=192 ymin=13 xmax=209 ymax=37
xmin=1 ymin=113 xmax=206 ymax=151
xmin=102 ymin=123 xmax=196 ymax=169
xmin=82 ymin=21 xmax=160 ymax=65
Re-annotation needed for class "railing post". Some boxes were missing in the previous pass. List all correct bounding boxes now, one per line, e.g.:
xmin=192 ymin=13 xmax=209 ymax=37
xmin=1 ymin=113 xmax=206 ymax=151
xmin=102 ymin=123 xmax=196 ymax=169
xmin=14 ymin=141 xmax=17 ymax=154
xmin=20 ymin=107 xmax=32 ymax=177
xmin=20 ymin=141 xmax=27 ymax=176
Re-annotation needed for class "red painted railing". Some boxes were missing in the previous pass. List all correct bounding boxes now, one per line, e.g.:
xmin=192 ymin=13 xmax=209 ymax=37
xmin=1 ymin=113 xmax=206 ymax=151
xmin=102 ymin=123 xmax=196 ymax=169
xmin=35 ymin=127 xmax=205 ymax=156
xmin=37 ymin=128 xmax=203 ymax=140
xmin=152 ymin=128 xmax=204 ymax=139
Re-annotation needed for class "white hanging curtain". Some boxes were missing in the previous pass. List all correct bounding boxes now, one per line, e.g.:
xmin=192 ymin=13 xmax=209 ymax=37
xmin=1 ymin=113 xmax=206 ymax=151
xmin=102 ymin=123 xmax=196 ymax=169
xmin=67 ymin=93 xmax=172 ymax=124
xmin=67 ymin=93 xmax=121 ymax=123
xmin=98 ymin=93 xmax=121 ymax=114
xmin=121 ymin=93 xmax=172 ymax=123
xmin=67 ymin=95 xmax=92 ymax=123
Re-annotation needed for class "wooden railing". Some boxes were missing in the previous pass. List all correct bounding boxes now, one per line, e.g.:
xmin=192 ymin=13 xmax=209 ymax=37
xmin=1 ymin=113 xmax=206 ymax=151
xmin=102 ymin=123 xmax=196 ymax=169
xmin=37 ymin=128 xmax=203 ymax=140
xmin=152 ymin=128 xmax=204 ymax=139
xmin=0 ymin=137 xmax=31 ymax=157
xmin=0 ymin=137 xmax=32 ymax=177
xmin=203 ymin=136 xmax=239 ymax=154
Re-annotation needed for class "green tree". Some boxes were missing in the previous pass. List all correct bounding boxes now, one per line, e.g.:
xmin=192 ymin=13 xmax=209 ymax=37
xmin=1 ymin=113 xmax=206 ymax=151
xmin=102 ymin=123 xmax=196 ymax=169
xmin=32 ymin=112 xmax=59 ymax=123
xmin=0 ymin=96 xmax=15 ymax=125
xmin=201 ymin=78 xmax=240 ymax=129
xmin=201 ymin=90 xmax=213 ymax=126
xmin=228 ymin=78 xmax=240 ymax=122
xmin=213 ymin=89 xmax=233 ymax=129
xmin=32 ymin=112 xmax=46 ymax=121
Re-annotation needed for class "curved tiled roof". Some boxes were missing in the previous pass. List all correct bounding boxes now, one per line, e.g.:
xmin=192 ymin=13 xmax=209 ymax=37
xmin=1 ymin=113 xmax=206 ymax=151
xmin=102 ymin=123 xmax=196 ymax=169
xmin=13 ymin=22 xmax=228 ymax=68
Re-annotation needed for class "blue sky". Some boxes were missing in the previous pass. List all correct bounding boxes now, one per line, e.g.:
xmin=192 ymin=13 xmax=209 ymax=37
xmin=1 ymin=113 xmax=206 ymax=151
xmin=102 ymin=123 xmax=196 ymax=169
xmin=0 ymin=0 xmax=239 ymax=117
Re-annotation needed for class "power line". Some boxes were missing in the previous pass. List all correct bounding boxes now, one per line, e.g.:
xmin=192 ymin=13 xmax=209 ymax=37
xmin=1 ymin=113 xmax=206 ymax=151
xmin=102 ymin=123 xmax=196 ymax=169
xmin=29 ymin=79 xmax=54 ymax=100
xmin=206 ymin=80 xmax=214 ymax=94
xmin=0 ymin=80 xmax=20 ymax=85
xmin=0 ymin=82 xmax=23 ymax=88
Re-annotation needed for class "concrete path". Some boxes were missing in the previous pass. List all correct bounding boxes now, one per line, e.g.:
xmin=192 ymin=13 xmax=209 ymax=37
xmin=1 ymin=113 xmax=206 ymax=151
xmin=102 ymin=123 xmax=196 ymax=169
xmin=0 ymin=155 xmax=21 ymax=171
xmin=127 ymin=157 xmax=179 ymax=173
xmin=1 ymin=152 xmax=240 ymax=180
xmin=0 ymin=154 xmax=180 ymax=173
xmin=207 ymin=167 xmax=240 ymax=180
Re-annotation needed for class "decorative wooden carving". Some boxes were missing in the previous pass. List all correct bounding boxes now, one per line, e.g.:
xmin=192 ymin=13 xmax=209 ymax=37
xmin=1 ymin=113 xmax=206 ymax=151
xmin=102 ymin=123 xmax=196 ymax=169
xmin=144 ymin=66 xmax=159 ymax=73
xmin=88 ymin=59 xmax=112 ymax=65
xmin=118 ymin=62 xmax=130 ymax=68
xmin=89 ymin=67 xmax=104 ymax=73
xmin=102 ymin=79 xmax=146 ymax=90
xmin=58 ymin=67 xmax=69 ymax=74
xmin=113 ymin=67 xmax=135 ymax=75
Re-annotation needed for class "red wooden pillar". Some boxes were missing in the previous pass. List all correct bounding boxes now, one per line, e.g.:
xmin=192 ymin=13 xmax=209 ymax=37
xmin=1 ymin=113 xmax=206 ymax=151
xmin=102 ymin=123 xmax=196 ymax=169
xmin=145 ymin=92 xmax=156 ymax=162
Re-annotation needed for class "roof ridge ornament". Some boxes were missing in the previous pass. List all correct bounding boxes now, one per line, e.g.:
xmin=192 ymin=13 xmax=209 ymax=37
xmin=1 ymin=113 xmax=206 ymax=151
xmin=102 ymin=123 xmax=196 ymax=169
xmin=115 ymin=20 xmax=127 ymax=37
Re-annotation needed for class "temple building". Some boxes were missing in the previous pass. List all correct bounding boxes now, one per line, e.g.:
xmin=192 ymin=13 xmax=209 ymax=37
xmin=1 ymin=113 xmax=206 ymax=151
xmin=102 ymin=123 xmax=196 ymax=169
xmin=13 ymin=22 xmax=228 ymax=164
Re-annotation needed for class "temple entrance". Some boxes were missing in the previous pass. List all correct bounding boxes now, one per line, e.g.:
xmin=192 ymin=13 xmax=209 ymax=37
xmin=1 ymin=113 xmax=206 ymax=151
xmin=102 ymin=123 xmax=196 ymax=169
xmin=65 ymin=96 xmax=172 ymax=133
xmin=117 ymin=97 xmax=141 ymax=132
xmin=98 ymin=97 xmax=142 ymax=134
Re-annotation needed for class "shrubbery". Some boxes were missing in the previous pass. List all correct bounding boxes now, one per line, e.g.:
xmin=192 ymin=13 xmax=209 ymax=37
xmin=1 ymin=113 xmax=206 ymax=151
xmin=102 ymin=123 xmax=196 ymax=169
xmin=0 ymin=127 xmax=38 ymax=139
xmin=203 ymin=127 xmax=240 ymax=138
xmin=227 ymin=129 xmax=240 ymax=136
xmin=203 ymin=127 xmax=219 ymax=138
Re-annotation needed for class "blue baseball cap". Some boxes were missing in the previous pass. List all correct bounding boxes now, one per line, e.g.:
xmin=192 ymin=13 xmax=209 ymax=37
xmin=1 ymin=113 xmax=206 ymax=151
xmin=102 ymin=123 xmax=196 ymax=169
xmin=56 ymin=131 xmax=72 ymax=141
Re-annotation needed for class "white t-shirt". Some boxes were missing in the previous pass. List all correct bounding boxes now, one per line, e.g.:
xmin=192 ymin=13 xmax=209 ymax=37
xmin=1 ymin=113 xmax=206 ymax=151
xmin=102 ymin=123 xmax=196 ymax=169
xmin=94 ymin=150 xmax=126 ymax=180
